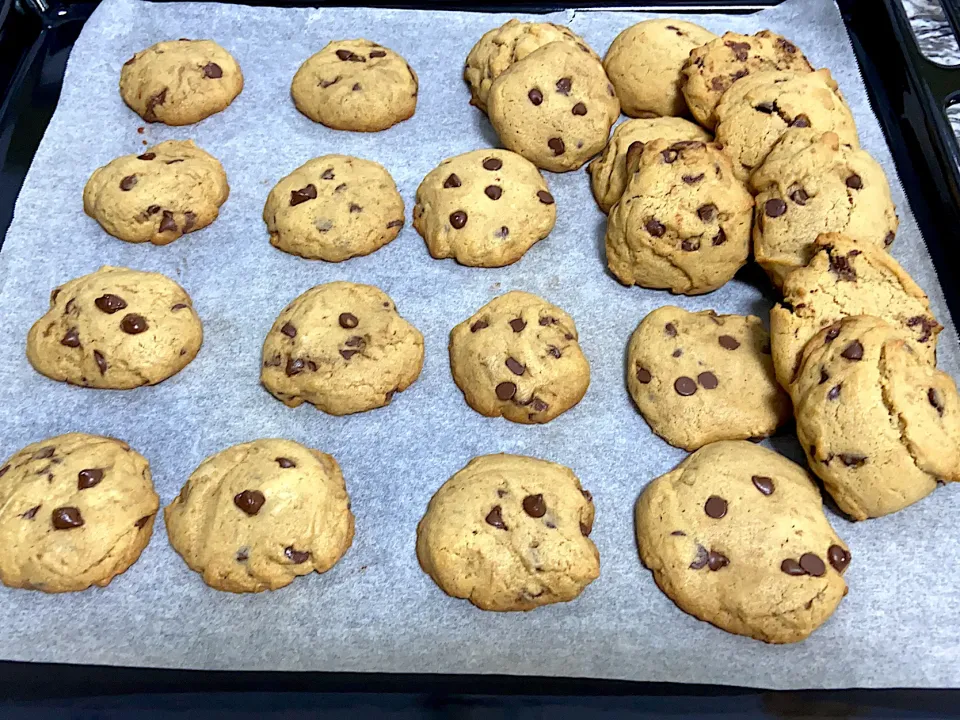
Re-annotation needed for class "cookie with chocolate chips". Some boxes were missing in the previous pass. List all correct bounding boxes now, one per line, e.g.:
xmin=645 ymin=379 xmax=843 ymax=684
xmin=164 ymin=439 xmax=354 ymax=593
xmin=605 ymin=139 xmax=753 ymax=294
xmin=291 ymin=39 xmax=417 ymax=132
xmin=449 ymin=291 xmax=590 ymax=424
xmin=119 ymin=39 xmax=243 ymax=126
xmin=770 ymin=234 xmax=939 ymax=389
xmin=751 ymin=129 xmax=898 ymax=288
xmin=636 ymin=440 xmax=850 ymax=643
xmin=627 ymin=306 xmax=790 ymax=450
xmin=27 ymin=266 xmax=203 ymax=389
xmin=0 ymin=433 xmax=159 ymax=593
xmin=417 ymin=453 xmax=599 ymax=611
xmin=261 ymin=281 xmax=423 ymax=415
xmin=83 ymin=140 xmax=229 ymax=245
xmin=793 ymin=315 xmax=960 ymax=520
xmin=413 ymin=149 xmax=556 ymax=267
xmin=264 ymin=155 xmax=404 ymax=262
xmin=487 ymin=41 xmax=620 ymax=172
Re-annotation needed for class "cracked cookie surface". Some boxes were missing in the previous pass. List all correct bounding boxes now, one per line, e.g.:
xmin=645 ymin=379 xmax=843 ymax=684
xmin=164 ymin=439 xmax=354 ymax=593
xmin=636 ymin=440 xmax=850 ymax=643
xmin=261 ymin=281 xmax=424 ymax=415
xmin=27 ymin=266 xmax=203 ymax=389
xmin=416 ymin=453 xmax=598 ymax=611
xmin=291 ymin=39 xmax=417 ymax=132
xmin=0 ymin=433 xmax=159 ymax=593
xmin=793 ymin=315 xmax=960 ymax=520
xmin=120 ymin=39 xmax=243 ymax=126
xmin=449 ymin=291 xmax=590 ymax=424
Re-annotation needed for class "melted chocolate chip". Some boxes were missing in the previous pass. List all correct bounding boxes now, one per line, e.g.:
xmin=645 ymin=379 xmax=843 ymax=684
xmin=509 ymin=318 xmax=526 ymax=332
xmin=61 ymin=328 xmax=80 ymax=348
xmin=789 ymin=186 xmax=809 ymax=205
xmin=290 ymin=184 xmax=318 ymax=206
xmin=77 ymin=468 xmax=103 ymax=490
xmin=707 ymin=550 xmax=729 ymax=571
xmin=281 ymin=322 xmax=297 ymax=338
xmin=528 ymin=88 xmax=543 ymax=105
xmin=828 ymin=545 xmax=851 ymax=573
xmin=450 ymin=210 xmax=468 ymax=229
xmin=799 ymin=553 xmax=826 ymax=577
xmin=485 ymin=505 xmax=507 ymax=529
xmin=276 ymin=457 xmax=296 ymax=468
xmin=841 ymin=341 xmax=864 ymax=361
xmin=555 ymin=77 xmax=572 ymax=94
xmin=95 ymin=294 xmax=127 ymax=314
xmin=470 ymin=319 xmax=488 ymax=333
xmin=159 ymin=211 xmax=177 ymax=233
xmin=548 ymin=137 xmax=565 ymax=156
xmin=645 ymin=219 xmax=666 ymax=237
xmin=52 ymin=507 xmax=83 ymax=530
xmin=119 ymin=175 xmax=137 ymax=191
xmin=285 ymin=546 xmax=310 ymax=563
xmin=285 ymin=357 xmax=304 ymax=376
xmin=120 ymin=314 xmax=148 ymax=334
xmin=203 ymin=62 xmax=223 ymax=79
xmin=548 ymin=346 xmax=561 ymax=359
xmin=523 ymin=494 xmax=546 ymax=518
xmin=94 ymin=350 xmax=108 ymax=375
xmin=234 ymin=490 xmax=265 ymax=516
xmin=572 ymin=102 xmax=587 ymax=116
xmin=485 ymin=185 xmax=502 ymax=200
xmin=752 ymin=475 xmax=774 ymax=495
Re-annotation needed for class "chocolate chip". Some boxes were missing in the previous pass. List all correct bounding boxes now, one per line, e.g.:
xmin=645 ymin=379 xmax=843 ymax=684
xmin=165 ymin=159 xmax=184 ymax=165
xmin=470 ymin=319 xmax=488 ymax=333
xmin=711 ymin=77 xmax=727 ymax=92
xmin=579 ymin=521 xmax=591 ymax=536
xmin=203 ymin=62 xmax=222 ymax=78
xmin=571 ymin=102 xmax=587 ymax=116
xmin=698 ymin=372 xmax=718 ymax=389
xmin=829 ymin=251 xmax=859 ymax=281
xmin=22 ymin=505 xmax=40 ymax=519
xmin=281 ymin=322 xmax=297 ymax=338
xmin=528 ymin=88 xmax=543 ymax=105
xmin=52 ymin=507 xmax=83 ymax=530
xmin=509 ymin=318 xmax=526 ymax=333
xmin=674 ymin=376 xmax=697 ymax=396
xmin=530 ymin=398 xmax=549 ymax=413
xmin=236 ymin=548 xmax=249 ymax=562
xmin=120 ymin=314 xmax=148 ymax=334
xmin=144 ymin=88 xmax=167 ymax=122
xmin=386 ymin=219 xmax=403 ymax=228
xmin=523 ymin=494 xmax=546 ymax=518
xmin=781 ymin=558 xmax=805 ymax=576
xmin=777 ymin=37 xmax=798 ymax=53
xmin=336 ymin=49 xmax=363 ymax=62
xmin=671 ymin=530 xmax=686 ymax=536
xmin=77 ymin=468 xmax=103 ymax=490
xmin=146 ymin=205 xmax=161 ymax=216
xmin=537 ymin=190 xmax=554 ymax=205
xmin=33 ymin=446 xmax=55 ymax=460
xmin=496 ymin=382 xmax=516 ymax=400
xmin=485 ymin=505 xmax=507 ymax=529
xmin=321 ymin=168 xmax=335 ymax=180
xmin=683 ymin=173 xmax=705 ymax=185
xmin=548 ymin=137 xmax=565 ymax=156
xmin=234 ymin=490 xmax=265 ymax=516
xmin=119 ymin=175 xmax=137 ymax=191
xmin=482 ymin=157 xmax=502 ymax=171
xmin=181 ymin=211 xmax=196 ymax=232
xmin=839 ymin=453 xmax=867 ymax=468
xmin=726 ymin=40 xmax=750 ymax=61
xmin=555 ymin=77 xmax=572 ymax=95
xmin=664 ymin=323 xmax=677 ymax=337
xmin=285 ymin=546 xmax=310 ymax=563
xmin=340 ymin=349 xmax=359 ymax=360
xmin=645 ymin=219 xmax=665 ymax=237
xmin=841 ymin=341 xmax=863 ymax=361
xmin=0 ymin=464 xmax=8 ymax=478
xmin=690 ymin=545 xmax=709 ymax=569
xmin=636 ymin=367 xmax=652 ymax=384
xmin=907 ymin=315 xmax=939 ymax=343
xmin=707 ymin=550 xmax=729 ymax=571
xmin=929 ymin=387 xmax=945 ymax=416
xmin=765 ymin=198 xmax=787 ymax=218
xmin=548 ymin=346 xmax=561 ymax=359
xmin=505 ymin=357 xmax=525 ymax=376
xmin=885 ymin=231 xmax=895 ymax=247
xmin=681 ymin=239 xmax=700 ymax=252
xmin=159 ymin=210 xmax=177 ymax=233
xmin=845 ymin=174 xmax=863 ymax=190
xmin=539 ymin=316 xmax=556 ymax=326
xmin=828 ymin=384 xmax=841 ymax=401
xmin=789 ymin=186 xmax=809 ymax=205
xmin=484 ymin=185 xmax=502 ymax=200
xmin=704 ymin=495 xmax=727 ymax=518
xmin=369 ymin=50 xmax=387 ymax=58
xmin=450 ymin=210 xmax=467 ymax=229
xmin=752 ymin=475 xmax=774 ymax=495
xmin=697 ymin=204 xmax=718 ymax=222
xmin=825 ymin=326 xmax=841 ymax=342
xmin=660 ymin=148 xmax=679 ymax=164
xmin=285 ymin=357 xmax=304 ymax=376
xmin=135 ymin=515 xmax=152 ymax=529
xmin=718 ymin=335 xmax=740 ymax=350
xmin=290 ymin=184 xmax=317 ymax=206
xmin=61 ymin=328 xmax=80 ymax=348
xmin=789 ymin=114 xmax=810 ymax=128
xmin=95 ymin=294 xmax=127 ymax=314
xmin=799 ymin=553 xmax=826 ymax=577
xmin=339 ymin=313 xmax=358 ymax=329
xmin=276 ymin=457 xmax=296 ymax=468
xmin=828 ymin=545 xmax=851 ymax=573
xmin=754 ymin=101 xmax=777 ymax=114
xmin=347 ymin=203 xmax=362 ymax=214
xmin=94 ymin=350 xmax=107 ymax=375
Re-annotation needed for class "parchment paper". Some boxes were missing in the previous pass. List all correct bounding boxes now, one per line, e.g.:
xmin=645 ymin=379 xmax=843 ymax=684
xmin=1 ymin=0 xmax=958 ymax=690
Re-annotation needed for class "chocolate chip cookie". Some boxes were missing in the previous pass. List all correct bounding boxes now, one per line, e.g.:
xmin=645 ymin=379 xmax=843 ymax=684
xmin=605 ymin=139 xmax=753 ymax=294
xmin=793 ymin=315 xmax=960 ymax=520
xmin=261 ymin=281 xmax=423 ymax=415
xmin=27 ymin=266 xmax=203 ymax=389
xmin=604 ymin=19 xmax=716 ymax=119
xmin=714 ymin=69 xmax=859 ymax=182
xmin=264 ymin=155 xmax=404 ymax=262
xmin=464 ymin=19 xmax=599 ymax=113
xmin=164 ymin=439 xmax=354 ymax=593
xmin=417 ymin=453 xmax=599 ymax=611
xmin=413 ymin=149 xmax=556 ymax=267
xmin=449 ymin=291 xmax=590 ymax=424
xmin=770 ymin=234 xmax=939 ymax=388
xmin=587 ymin=117 xmax=712 ymax=214
xmin=120 ymin=39 xmax=243 ymax=126
xmin=681 ymin=30 xmax=812 ymax=129
xmin=487 ymin=41 xmax=620 ymax=173
xmin=627 ymin=307 xmax=790 ymax=450
xmin=83 ymin=140 xmax=229 ymax=246
xmin=0 ymin=433 xmax=159 ymax=593
xmin=751 ymin=129 xmax=898 ymax=288
xmin=291 ymin=39 xmax=417 ymax=132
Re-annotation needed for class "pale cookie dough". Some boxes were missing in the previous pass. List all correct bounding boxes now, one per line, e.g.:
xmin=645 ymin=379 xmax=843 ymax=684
xmin=27 ymin=266 xmax=203 ymax=390
xmin=770 ymin=234 xmax=939 ymax=388
xmin=751 ymin=129 xmax=898 ymax=288
xmin=714 ymin=69 xmax=859 ymax=182
xmin=417 ymin=453 xmax=599 ymax=611
xmin=605 ymin=139 xmax=753 ymax=294
xmin=627 ymin=306 xmax=791 ymax=451
xmin=0 ymin=433 xmax=159 ymax=593
xmin=604 ymin=19 xmax=717 ymax=118
xmin=413 ymin=149 xmax=556 ymax=267
xmin=449 ymin=291 xmax=590 ymax=424
xmin=793 ymin=315 xmax=960 ymax=520
xmin=587 ymin=117 xmax=712 ymax=214
xmin=464 ymin=19 xmax=599 ymax=113
xmin=264 ymin=155 xmax=405 ymax=262
xmin=83 ymin=140 xmax=229 ymax=246
xmin=681 ymin=30 xmax=813 ymax=129
xmin=636 ymin=441 xmax=850 ymax=643
xmin=261 ymin=281 xmax=424 ymax=415
xmin=487 ymin=41 xmax=620 ymax=173
xmin=164 ymin=439 xmax=354 ymax=593
xmin=120 ymin=39 xmax=243 ymax=126
xmin=291 ymin=39 xmax=417 ymax=132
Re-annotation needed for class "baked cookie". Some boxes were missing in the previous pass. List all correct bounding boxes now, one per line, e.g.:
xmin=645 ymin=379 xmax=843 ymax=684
xmin=487 ymin=41 xmax=620 ymax=172
xmin=770 ymin=234 xmax=939 ymax=388
xmin=587 ymin=117 xmax=712 ymax=214
xmin=261 ymin=282 xmax=423 ymax=415
xmin=604 ymin=20 xmax=717 ymax=119
xmin=120 ymin=39 xmax=243 ymax=126
xmin=83 ymin=140 xmax=229 ymax=246
xmin=27 ymin=266 xmax=203 ymax=389
xmin=449 ymin=291 xmax=590 ymax=424
xmin=264 ymin=155 xmax=404 ymax=262
xmin=0 ymin=433 xmax=159 ymax=593
xmin=291 ymin=39 xmax=417 ymax=132
xmin=413 ymin=149 xmax=556 ymax=267
xmin=751 ymin=129 xmax=898 ymax=287
xmin=793 ymin=315 xmax=960 ymax=520
xmin=636 ymin=441 xmax=850 ymax=643
xmin=681 ymin=31 xmax=812 ymax=129
xmin=714 ymin=69 xmax=858 ymax=182
xmin=605 ymin=139 xmax=753 ymax=294
xmin=164 ymin=439 xmax=354 ymax=593
xmin=417 ymin=453 xmax=599 ymax=611
xmin=464 ymin=20 xmax=599 ymax=113
xmin=627 ymin=307 xmax=791 ymax=450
